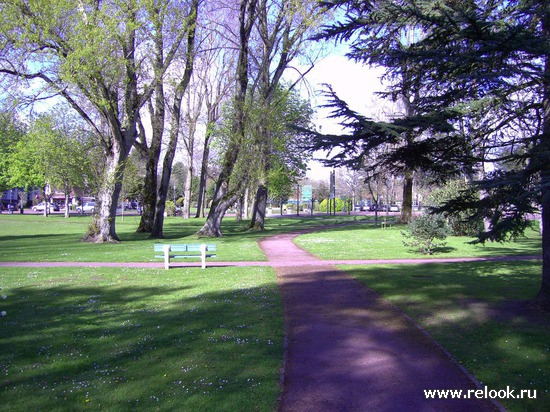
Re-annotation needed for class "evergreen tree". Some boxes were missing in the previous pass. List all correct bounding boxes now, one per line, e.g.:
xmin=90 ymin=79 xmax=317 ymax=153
xmin=313 ymin=0 xmax=550 ymax=305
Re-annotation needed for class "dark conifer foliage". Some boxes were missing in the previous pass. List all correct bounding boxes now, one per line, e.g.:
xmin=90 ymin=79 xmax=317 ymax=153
xmin=308 ymin=0 xmax=550 ymax=304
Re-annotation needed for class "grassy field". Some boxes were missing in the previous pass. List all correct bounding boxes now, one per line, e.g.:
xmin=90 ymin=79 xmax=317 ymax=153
xmin=1 ymin=266 xmax=283 ymax=411
xmin=0 ymin=213 xmax=369 ymax=263
xmin=1 ymin=213 xmax=548 ymax=411
xmin=294 ymin=221 xmax=542 ymax=260
xmin=0 ymin=213 xmax=366 ymax=411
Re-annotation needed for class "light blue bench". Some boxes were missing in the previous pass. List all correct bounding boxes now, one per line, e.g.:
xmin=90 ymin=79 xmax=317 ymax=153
xmin=154 ymin=244 xmax=217 ymax=270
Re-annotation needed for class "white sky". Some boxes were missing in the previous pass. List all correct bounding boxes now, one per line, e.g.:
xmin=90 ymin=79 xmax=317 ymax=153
xmin=295 ymin=54 xmax=387 ymax=182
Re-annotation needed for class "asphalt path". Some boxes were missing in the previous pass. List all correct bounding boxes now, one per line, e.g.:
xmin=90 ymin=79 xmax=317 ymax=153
xmin=258 ymin=232 xmax=503 ymax=412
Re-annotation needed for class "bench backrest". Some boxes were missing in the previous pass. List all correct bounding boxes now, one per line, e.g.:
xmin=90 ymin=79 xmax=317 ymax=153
xmin=154 ymin=244 xmax=217 ymax=253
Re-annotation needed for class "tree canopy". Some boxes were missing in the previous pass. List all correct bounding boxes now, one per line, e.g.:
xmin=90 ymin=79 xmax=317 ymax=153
xmin=0 ymin=0 xmax=195 ymax=241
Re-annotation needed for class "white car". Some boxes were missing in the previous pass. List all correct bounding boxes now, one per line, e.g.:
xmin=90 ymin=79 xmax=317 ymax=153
xmin=32 ymin=202 xmax=59 ymax=212
xmin=76 ymin=202 xmax=95 ymax=213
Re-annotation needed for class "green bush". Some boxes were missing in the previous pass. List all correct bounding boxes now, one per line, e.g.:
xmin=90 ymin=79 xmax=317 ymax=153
xmin=318 ymin=198 xmax=345 ymax=213
xmin=426 ymin=179 xmax=481 ymax=236
xmin=165 ymin=200 xmax=177 ymax=216
xmin=402 ymin=214 xmax=451 ymax=254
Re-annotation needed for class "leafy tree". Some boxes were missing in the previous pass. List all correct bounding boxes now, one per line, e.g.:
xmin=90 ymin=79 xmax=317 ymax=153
xmin=197 ymin=0 xmax=259 ymax=237
xmin=268 ymin=163 xmax=297 ymax=214
xmin=0 ymin=0 xmax=191 ymax=241
xmin=247 ymin=0 xmax=325 ymax=231
xmin=312 ymin=0 xmax=550 ymax=306
xmin=427 ymin=179 xmax=481 ymax=236
xmin=248 ymin=85 xmax=314 ymax=229
xmin=0 ymin=110 xmax=26 ymax=192
xmin=194 ymin=45 xmax=234 ymax=218
xmin=8 ymin=114 xmax=91 ymax=216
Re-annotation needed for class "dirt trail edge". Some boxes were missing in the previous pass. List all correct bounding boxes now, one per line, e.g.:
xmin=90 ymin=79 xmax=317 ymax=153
xmin=259 ymin=232 xmax=501 ymax=412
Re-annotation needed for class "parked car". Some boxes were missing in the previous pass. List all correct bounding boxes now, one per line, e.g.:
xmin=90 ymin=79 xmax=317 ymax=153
xmin=389 ymin=204 xmax=400 ymax=212
xmin=7 ymin=203 xmax=18 ymax=212
xmin=370 ymin=203 xmax=388 ymax=211
xmin=32 ymin=202 xmax=60 ymax=212
xmin=76 ymin=202 xmax=95 ymax=213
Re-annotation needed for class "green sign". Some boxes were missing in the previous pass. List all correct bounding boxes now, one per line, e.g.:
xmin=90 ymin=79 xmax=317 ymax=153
xmin=302 ymin=185 xmax=312 ymax=201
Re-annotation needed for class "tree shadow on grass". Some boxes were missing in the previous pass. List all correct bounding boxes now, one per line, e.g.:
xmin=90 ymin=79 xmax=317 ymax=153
xmin=341 ymin=261 xmax=548 ymax=411
xmin=0 ymin=268 xmax=283 ymax=411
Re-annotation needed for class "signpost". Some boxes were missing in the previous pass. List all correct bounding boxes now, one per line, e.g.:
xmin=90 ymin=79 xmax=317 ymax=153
xmin=302 ymin=185 xmax=313 ymax=215
xmin=329 ymin=170 xmax=336 ymax=215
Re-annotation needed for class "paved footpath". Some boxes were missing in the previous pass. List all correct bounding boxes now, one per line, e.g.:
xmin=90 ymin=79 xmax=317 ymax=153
xmin=258 ymin=232 xmax=501 ymax=412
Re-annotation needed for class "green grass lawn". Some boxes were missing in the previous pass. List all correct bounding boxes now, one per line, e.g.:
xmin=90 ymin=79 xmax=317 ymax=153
xmin=294 ymin=221 xmax=542 ymax=260
xmin=0 ymin=213 xmax=366 ymax=410
xmin=0 ymin=213 xmax=369 ymax=263
xmin=0 ymin=265 xmax=283 ymax=411
xmin=1 ymin=213 xmax=548 ymax=411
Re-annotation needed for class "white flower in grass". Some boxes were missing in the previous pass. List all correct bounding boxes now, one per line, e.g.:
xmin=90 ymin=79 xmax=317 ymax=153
xmin=1 ymin=295 xmax=6 ymax=300
xmin=0 ymin=311 xmax=6 ymax=317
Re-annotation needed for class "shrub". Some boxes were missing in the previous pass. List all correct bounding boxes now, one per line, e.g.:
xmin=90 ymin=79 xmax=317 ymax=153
xmin=402 ymin=214 xmax=450 ymax=254
xmin=318 ymin=198 xmax=345 ymax=213
xmin=165 ymin=200 xmax=177 ymax=216
xmin=426 ymin=179 xmax=481 ymax=236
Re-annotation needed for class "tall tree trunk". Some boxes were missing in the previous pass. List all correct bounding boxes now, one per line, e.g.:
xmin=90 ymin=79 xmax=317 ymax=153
xmin=195 ymin=124 xmax=212 ymax=218
xmin=250 ymin=183 xmax=268 ymax=230
xmin=197 ymin=0 xmax=258 ymax=237
xmin=183 ymin=110 xmax=199 ymax=219
xmin=152 ymin=98 xmax=182 ymax=238
xmin=197 ymin=150 xmax=242 ymax=236
xmin=149 ymin=0 xmax=198 ymax=238
xmin=183 ymin=156 xmax=193 ymax=219
xmin=199 ymin=192 xmax=240 ymax=237
xmin=84 ymin=141 xmax=130 ymax=243
xmin=401 ymin=170 xmax=413 ymax=223
xmin=536 ymin=19 xmax=550 ymax=306
xmin=400 ymin=92 xmax=415 ymax=223
xmin=152 ymin=136 xmax=177 ymax=238
xmin=235 ymin=194 xmax=244 ymax=222
xmin=134 ymin=0 xmax=167 ymax=232
xmin=243 ymin=186 xmax=251 ymax=219
xmin=136 ymin=92 xmax=164 ymax=233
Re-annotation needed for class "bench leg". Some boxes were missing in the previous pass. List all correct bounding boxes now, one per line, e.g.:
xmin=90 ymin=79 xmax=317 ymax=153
xmin=163 ymin=245 xmax=171 ymax=270
xmin=200 ymin=244 xmax=206 ymax=269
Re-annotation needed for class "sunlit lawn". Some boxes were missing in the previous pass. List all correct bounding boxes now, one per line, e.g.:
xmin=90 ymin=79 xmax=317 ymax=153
xmin=294 ymin=222 xmax=542 ymax=260
xmin=0 ymin=213 xmax=370 ymax=263
xmin=0 ymin=265 xmax=283 ymax=411
xmin=0 ymin=213 xmax=367 ymax=410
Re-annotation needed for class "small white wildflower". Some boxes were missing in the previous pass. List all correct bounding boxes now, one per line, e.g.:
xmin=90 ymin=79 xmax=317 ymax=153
xmin=1 ymin=311 xmax=6 ymax=316
xmin=1 ymin=295 xmax=6 ymax=300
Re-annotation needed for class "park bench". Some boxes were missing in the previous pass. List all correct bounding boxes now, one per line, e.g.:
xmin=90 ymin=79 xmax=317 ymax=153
xmin=154 ymin=243 xmax=217 ymax=270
